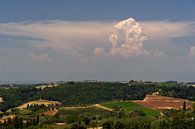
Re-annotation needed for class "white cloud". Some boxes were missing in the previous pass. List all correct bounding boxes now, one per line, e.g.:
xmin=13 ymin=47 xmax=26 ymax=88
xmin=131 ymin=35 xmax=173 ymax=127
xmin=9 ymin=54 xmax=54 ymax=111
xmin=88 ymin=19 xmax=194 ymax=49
xmin=0 ymin=19 xmax=195 ymax=60
xmin=140 ymin=21 xmax=195 ymax=41
xmin=95 ymin=18 xmax=149 ymax=58
xmin=1 ymin=19 xmax=195 ymax=81
xmin=94 ymin=18 xmax=195 ymax=58
xmin=0 ymin=20 xmax=114 ymax=59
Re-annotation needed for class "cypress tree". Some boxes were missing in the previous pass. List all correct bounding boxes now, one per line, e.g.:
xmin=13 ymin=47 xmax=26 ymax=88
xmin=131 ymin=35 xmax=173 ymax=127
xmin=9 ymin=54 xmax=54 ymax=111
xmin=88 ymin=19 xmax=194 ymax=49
xmin=183 ymin=101 xmax=186 ymax=111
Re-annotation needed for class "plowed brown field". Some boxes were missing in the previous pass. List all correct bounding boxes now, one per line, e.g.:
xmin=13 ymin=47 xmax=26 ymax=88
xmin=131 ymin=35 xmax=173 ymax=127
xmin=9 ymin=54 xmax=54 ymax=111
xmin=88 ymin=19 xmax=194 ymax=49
xmin=134 ymin=95 xmax=194 ymax=111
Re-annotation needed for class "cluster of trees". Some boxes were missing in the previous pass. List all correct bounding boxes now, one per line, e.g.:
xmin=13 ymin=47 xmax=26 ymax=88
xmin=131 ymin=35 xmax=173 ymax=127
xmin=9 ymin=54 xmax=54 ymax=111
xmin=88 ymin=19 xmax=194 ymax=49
xmin=27 ymin=104 xmax=48 ymax=112
xmin=0 ymin=103 xmax=194 ymax=129
xmin=62 ymin=107 xmax=194 ymax=129
xmin=34 ymin=82 xmax=195 ymax=105
xmin=100 ymin=109 xmax=195 ymax=129
xmin=159 ymin=83 xmax=195 ymax=100
xmin=0 ymin=86 xmax=37 ymax=111
xmin=0 ymin=115 xmax=39 ymax=129
xmin=47 ymin=108 xmax=195 ymax=129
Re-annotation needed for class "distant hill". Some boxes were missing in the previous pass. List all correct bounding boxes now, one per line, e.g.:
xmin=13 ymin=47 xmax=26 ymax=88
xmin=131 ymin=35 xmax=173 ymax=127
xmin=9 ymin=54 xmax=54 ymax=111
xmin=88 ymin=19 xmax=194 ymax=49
xmin=0 ymin=82 xmax=195 ymax=111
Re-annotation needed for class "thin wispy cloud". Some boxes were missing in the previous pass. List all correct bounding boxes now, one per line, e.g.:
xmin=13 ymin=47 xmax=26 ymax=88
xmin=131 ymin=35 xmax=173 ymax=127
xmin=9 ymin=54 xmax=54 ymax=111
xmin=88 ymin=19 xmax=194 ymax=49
xmin=29 ymin=53 xmax=51 ymax=62
xmin=140 ymin=21 xmax=195 ymax=41
xmin=0 ymin=20 xmax=113 ymax=60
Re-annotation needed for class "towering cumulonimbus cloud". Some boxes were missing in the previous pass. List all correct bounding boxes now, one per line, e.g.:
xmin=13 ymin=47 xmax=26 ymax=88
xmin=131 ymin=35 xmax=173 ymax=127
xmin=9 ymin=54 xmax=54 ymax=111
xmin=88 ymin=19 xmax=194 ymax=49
xmin=95 ymin=18 xmax=148 ymax=57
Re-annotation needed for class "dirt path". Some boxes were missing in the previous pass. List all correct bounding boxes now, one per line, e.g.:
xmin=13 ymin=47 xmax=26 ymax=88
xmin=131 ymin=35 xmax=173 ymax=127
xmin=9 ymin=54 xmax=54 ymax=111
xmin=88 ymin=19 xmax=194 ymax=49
xmin=94 ymin=104 xmax=113 ymax=111
xmin=61 ymin=104 xmax=113 ymax=111
xmin=61 ymin=105 xmax=93 ymax=110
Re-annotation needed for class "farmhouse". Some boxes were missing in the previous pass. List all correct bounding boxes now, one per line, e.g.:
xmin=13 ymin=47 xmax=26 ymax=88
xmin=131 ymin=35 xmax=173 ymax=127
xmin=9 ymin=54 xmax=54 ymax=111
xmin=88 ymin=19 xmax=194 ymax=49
xmin=0 ymin=97 xmax=3 ymax=103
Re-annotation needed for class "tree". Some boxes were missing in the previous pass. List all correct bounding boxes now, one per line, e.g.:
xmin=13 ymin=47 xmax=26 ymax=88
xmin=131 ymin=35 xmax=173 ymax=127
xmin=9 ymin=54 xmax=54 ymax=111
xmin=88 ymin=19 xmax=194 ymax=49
xmin=156 ymin=118 xmax=171 ymax=129
xmin=66 ymin=115 xmax=78 ymax=124
xmin=71 ymin=122 xmax=86 ymax=129
xmin=90 ymin=120 xmax=98 ymax=128
xmin=36 ymin=115 xmax=40 ymax=125
xmin=114 ymin=121 xmax=125 ymax=129
xmin=192 ymin=103 xmax=195 ymax=111
xmin=102 ymin=120 xmax=113 ymax=129
xmin=12 ymin=116 xmax=23 ymax=129
xmin=171 ymin=111 xmax=187 ymax=129
xmin=183 ymin=101 xmax=186 ymax=111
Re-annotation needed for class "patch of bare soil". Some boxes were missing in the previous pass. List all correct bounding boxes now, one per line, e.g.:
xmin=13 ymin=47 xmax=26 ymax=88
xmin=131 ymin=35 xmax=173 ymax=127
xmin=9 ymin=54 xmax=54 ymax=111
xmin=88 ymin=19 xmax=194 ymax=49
xmin=134 ymin=95 xmax=193 ymax=111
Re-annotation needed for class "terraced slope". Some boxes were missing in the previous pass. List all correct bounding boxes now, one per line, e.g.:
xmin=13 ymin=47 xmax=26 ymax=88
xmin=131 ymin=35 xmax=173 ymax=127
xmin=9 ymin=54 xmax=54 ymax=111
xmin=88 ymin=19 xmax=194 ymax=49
xmin=134 ymin=95 xmax=194 ymax=110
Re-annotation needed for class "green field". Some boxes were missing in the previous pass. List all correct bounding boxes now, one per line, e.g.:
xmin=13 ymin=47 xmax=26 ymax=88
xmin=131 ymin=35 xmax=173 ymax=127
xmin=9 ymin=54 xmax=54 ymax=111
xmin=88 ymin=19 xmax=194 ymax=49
xmin=56 ymin=107 xmax=110 ymax=123
xmin=57 ymin=107 xmax=110 ymax=116
xmin=102 ymin=101 xmax=160 ymax=116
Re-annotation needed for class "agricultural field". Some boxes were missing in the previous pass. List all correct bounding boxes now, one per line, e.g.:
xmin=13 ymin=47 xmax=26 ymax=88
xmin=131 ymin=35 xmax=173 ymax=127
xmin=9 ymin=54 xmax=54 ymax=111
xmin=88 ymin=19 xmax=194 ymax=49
xmin=134 ymin=95 xmax=194 ymax=110
xmin=101 ymin=101 xmax=160 ymax=116
xmin=19 ymin=108 xmax=46 ymax=116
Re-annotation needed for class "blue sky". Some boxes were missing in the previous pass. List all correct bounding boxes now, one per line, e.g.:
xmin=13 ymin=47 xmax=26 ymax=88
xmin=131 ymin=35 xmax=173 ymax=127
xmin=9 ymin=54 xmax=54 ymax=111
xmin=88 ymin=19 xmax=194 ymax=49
xmin=1 ymin=0 xmax=195 ymax=22
xmin=1 ymin=0 xmax=195 ymax=81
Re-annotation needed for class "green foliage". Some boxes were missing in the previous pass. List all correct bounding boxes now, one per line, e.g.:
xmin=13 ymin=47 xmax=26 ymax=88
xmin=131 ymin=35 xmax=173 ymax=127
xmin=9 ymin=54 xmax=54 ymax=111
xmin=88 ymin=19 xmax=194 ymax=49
xmin=71 ymin=122 xmax=86 ymax=129
xmin=0 ymin=82 xmax=194 ymax=129
xmin=102 ymin=119 xmax=114 ymax=129
xmin=100 ymin=110 xmax=194 ymax=129
xmin=27 ymin=104 xmax=47 ymax=112
xmin=102 ymin=101 xmax=160 ymax=116
xmin=158 ymin=83 xmax=195 ymax=100
xmin=0 ymin=86 xmax=37 ymax=111
xmin=34 ymin=82 xmax=131 ymax=105
xmin=20 ymin=109 xmax=32 ymax=115
xmin=56 ymin=107 xmax=109 ymax=123
xmin=35 ymin=82 xmax=195 ymax=107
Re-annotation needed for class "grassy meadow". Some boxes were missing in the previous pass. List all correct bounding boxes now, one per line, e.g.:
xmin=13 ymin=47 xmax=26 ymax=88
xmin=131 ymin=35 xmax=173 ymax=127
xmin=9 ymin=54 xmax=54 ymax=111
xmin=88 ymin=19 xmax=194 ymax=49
xmin=101 ymin=101 xmax=160 ymax=116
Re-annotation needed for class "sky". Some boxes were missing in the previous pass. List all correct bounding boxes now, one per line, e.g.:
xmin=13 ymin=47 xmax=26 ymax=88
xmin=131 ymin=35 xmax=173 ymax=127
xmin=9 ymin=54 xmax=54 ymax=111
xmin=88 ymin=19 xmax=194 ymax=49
xmin=1 ymin=0 xmax=195 ymax=82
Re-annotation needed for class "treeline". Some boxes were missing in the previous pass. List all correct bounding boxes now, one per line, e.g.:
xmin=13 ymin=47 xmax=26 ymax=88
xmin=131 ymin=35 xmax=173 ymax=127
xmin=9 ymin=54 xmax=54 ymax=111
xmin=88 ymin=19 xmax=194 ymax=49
xmin=0 ymin=81 xmax=195 ymax=111
xmin=34 ymin=82 xmax=195 ymax=106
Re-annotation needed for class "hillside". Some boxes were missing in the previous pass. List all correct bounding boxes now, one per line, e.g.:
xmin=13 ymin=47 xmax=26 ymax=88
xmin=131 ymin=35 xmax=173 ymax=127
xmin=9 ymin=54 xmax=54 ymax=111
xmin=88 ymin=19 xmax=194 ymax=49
xmin=134 ymin=95 xmax=194 ymax=110
xmin=0 ymin=81 xmax=195 ymax=111
xmin=17 ymin=99 xmax=62 ymax=110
